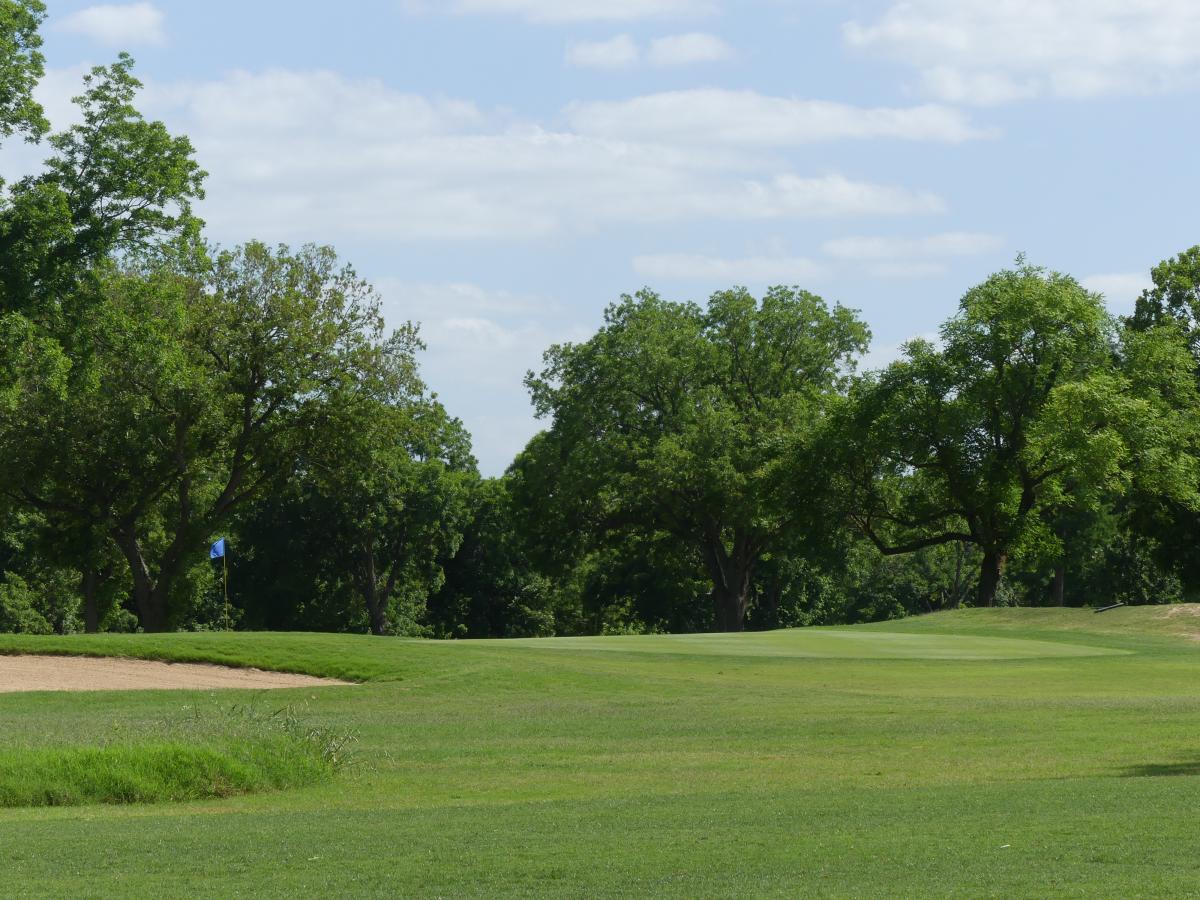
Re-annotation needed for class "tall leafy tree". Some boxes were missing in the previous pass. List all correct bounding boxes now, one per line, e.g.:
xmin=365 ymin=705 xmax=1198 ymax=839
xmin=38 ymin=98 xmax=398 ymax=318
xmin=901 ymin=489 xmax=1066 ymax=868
xmin=517 ymin=286 xmax=868 ymax=631
xmin=0 ymin=44 xmax=206 ymax=630
xmin=835 ymin=261 xmax=1199 ymax=607
xmin=1122 ymin=245 xmax=1200 ymax=591
xmin=233 ymin=397 xmax=475 ymax=637
xmin=0 ymin=54 xmax=205 ymax=315
xmin=2 ymin=243 xmax=416 ymax=631
xmin=0 ymin=50 xmax=204 ymax=442
xmin=296 ymin=393 xmax=475 ymax=636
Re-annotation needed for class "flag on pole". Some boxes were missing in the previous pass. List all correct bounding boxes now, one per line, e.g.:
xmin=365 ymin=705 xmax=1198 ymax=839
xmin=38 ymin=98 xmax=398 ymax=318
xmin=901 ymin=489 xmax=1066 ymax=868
xmin=210 ymin=538 xmax=231 ymax=630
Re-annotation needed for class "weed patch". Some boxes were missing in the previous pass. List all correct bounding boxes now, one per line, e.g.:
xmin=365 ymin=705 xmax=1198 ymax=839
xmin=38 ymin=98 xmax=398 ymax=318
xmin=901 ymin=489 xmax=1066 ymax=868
xmin=0 ymin=700 xmax=357 ymax=808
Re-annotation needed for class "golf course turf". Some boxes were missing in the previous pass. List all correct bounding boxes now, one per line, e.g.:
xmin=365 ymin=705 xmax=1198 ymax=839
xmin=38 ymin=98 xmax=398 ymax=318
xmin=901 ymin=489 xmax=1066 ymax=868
xmin=1 ymin=607 xmax=1198 ymax=897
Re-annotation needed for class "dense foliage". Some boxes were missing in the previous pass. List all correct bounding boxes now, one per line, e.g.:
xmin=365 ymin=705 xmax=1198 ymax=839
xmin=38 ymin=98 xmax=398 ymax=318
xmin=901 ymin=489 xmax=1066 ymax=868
xmin=829 ymin=263 xmax=1199 ymax=608
xmin=0 ymin=10 xmax=1197 ymax=635
xmin=516 ymin=287 xmax=868 ymax=630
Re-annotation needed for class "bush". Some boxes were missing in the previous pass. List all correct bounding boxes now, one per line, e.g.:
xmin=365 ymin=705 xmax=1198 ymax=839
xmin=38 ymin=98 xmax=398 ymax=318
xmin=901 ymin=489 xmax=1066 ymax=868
xmin=0 ymin=575 xmax=53 ymax=634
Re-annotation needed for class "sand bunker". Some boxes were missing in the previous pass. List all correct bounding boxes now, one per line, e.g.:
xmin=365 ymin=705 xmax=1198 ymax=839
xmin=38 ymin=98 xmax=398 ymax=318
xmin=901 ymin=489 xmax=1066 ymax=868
xmin=0 ymin=655 xmax=352 ymax=693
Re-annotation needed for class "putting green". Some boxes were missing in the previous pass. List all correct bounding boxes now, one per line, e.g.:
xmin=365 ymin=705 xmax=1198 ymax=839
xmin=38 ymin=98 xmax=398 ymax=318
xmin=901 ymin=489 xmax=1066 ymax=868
xmin=498 ymin=629 xmax=1128 ymax=660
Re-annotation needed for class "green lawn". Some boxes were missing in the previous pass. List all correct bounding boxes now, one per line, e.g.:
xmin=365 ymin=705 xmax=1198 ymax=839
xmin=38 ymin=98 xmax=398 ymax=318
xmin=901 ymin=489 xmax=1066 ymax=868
xmin=1 ymin=607 xmax=1199 ymax=897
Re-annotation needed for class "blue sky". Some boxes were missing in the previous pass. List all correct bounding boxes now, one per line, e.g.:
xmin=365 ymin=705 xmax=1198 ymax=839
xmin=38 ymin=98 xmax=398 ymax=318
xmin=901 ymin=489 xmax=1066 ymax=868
xmin=18 ymin=1 xmax=1200 ymax=473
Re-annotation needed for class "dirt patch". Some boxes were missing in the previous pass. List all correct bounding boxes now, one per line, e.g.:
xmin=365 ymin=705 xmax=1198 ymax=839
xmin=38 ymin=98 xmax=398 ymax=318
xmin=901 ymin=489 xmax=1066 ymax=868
xmin=1152 ymin=605 xmax=1200 ymax=641
xmin=0 ymin=655 xmax=352 ymax=694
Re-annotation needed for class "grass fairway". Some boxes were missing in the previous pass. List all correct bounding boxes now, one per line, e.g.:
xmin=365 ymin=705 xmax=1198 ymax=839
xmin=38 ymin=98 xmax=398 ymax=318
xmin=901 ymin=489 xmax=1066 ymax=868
xmin=1 ymin=608 xmax=1199 ymax=897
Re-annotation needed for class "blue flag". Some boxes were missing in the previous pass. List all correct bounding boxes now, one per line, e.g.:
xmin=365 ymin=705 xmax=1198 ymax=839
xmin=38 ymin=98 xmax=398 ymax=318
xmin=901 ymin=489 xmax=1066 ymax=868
xmin=209 ymin=538 xmax=227 ymax=560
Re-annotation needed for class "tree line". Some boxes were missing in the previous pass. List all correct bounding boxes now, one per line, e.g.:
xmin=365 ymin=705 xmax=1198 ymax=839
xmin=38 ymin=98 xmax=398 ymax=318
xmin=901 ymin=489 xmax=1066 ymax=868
xmin=1 ymin=2 xmax=1198 ymax=636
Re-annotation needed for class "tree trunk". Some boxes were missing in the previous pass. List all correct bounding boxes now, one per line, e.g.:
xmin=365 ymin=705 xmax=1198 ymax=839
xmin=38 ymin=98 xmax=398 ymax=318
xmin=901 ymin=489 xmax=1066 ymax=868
xmin=362 ymin=544 xmax=387 ymax=636
xmin=978 ymin=550 xmax=1007 ymax=608
xmin=760 ymin=573 xmax=782 ymax=627
xmin=947 ymin=542 xmax=966 ymax=610
xmin=112 ymin=529 xmax=169 ymax=632
xmin=701 ymin=534 xmax=754 ymax=632
xmin=712 ymin=584 xmax=750 ymax=632
xmin=81 ymin=568 xmax=100 ymax=634
xmin=138 ymin=587 xmax=169 ymax=633
xmin=1052 ymin=563 xmax=1065 ymax=607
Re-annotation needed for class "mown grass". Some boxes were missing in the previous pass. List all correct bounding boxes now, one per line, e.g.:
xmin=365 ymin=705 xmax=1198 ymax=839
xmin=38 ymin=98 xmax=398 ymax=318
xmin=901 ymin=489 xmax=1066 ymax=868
xmin=1 ymin=607 xmax=1199 ymax=897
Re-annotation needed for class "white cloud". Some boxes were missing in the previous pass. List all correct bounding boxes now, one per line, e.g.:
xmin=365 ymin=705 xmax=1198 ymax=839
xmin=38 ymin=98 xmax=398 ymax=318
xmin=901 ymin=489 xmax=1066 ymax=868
xmin=821 ymin=232 xmax=1004 ymax=260
xmin=820 ymin=232 xmax=1003 ymax=280
xmin=918 ymin=68 xmax=1038 ymax=106
xmin=632 ymin=253 xmax=825 ymax=282
xmin=376 ymin=280 xmax=585 ymax=474
xmin=130 ymin=70 xmax=947 ymax=243
xmin=633 ymin=233 xmax=1002 ymax=284
xmin=567 ymin=32 xmax=734 ymax=69
xmin=845 ymin=0 xmax=1200 ymax=104
xmin=566 ymin=35 xmax=640 ymax=69
xmin=1081 ymin=272 xmax=1153 ymax=315
xmin=402 ymin=0 xmax=715 ymax=24
xmin=152 ymin=69 xmax=485 ymax=137
xmin=737 ymin=175 xmax=945 ymax=218
xmin=566 ymin=89 xmax=987 ymax=144
xmin=647 ymin=32 xmax=734 ymax=66
xmin=58 ymin=2 xmax=166 ymax=47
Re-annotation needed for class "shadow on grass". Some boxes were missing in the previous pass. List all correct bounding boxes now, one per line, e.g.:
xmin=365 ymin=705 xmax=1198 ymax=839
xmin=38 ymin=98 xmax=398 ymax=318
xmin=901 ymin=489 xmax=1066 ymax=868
xmin=1120 ymin=760 xmax=1200 ymax=777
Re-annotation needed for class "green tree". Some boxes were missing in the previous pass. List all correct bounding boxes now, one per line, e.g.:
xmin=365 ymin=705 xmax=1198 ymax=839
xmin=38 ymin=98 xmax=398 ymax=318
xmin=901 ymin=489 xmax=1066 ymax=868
xmin=0 ymin=54 xmax=204 ymax=315
xmin=426 ymin=478 xmax=565 ymax=639
xmin=518 ymin=286 xmax=869 ymax=632
xmin=227 ymin=482 xmax=358 ymax=632
xmin=0 ymin=52 xmax=204 ymax=442
xmin=835 ymin=261 xmax=1199 ymax=607
xmin=1121 ymin=245 xmax=1200 ymax=593
xmin=1130 ymin=245 xmax=1200 ymax=360
xmin=225 ymin=328 xmax=475 ymax=637
xmin=0 ymin=45 xmax=207 ymax=631
xmin=0 ymin=0 xmax=47 ymax=147
xmin=2 ymin=243 xmax=416 ymax=631
xmin=297 ymin=394 xmax=475 ymax=636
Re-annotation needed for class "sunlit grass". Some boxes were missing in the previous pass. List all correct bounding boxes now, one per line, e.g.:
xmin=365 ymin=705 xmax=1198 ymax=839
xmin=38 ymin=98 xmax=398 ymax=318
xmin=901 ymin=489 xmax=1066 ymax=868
xmin=0 ymin=700 xmax=355 ymax=808
xmin=1 ymin=608 xmax=1198 ymax=896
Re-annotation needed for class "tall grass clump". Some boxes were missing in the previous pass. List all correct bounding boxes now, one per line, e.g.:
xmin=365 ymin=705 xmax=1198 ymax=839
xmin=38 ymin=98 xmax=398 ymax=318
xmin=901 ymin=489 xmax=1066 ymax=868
xmin=0 ymin=701 xmax=357 ymax=808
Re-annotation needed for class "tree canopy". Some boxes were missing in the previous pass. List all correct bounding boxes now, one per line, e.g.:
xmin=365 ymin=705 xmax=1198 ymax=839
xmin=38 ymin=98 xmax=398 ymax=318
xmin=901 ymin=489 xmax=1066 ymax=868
xmin=1 ymin=10 xmax=1199 ymax=638
xmin=1131 ymin=245 xmax=1200 ymax=363
xmin=0 ymin=0 xmax=46 ymax=148
xmin=832 ymin=262 xmax=1199 ymax=607
xmin=0 ymin=242 xmax=443 ymax=631
xmin=516 ymin=286 xmax=869 ymax=631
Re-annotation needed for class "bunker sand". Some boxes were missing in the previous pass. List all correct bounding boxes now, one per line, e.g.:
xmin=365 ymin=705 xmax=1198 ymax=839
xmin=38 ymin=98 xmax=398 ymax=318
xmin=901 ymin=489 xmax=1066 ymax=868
xmin=0 ymin=655 xmax=352 ymax=693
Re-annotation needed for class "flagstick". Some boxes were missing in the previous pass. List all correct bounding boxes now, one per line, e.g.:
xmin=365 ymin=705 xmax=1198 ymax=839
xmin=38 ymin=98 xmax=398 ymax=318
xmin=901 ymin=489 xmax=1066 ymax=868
xmin=223 ymin=552 xmax=230 ymax=631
